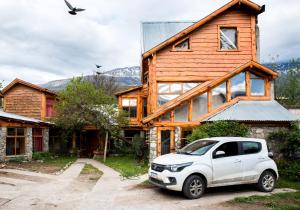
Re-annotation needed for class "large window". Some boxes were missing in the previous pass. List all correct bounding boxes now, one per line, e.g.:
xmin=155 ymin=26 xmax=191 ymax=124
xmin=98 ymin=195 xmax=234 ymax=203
xmin=250 ymin=73 xmax=265 ymax=96
xmin=33 ymin=128 xmax=43 ymax=152
xmin=212 ymin=82 xmax=226 ymax=110
xmin=231 ymin=72 xmax=246 ymax=99
xmin=122 ymin=98 xmax=137 ymax=118
xmin=192 ymin=93 xmax=208 ymax=121
xmin=6 ymin=128 xmax=25 ymax=156
xmin=158 ymin=83 xmax=199 ymax=106
xmin=220 ymin=27 xmax=238 ymax=50
xmin=174 ymin=103 xmax=188 ymax=122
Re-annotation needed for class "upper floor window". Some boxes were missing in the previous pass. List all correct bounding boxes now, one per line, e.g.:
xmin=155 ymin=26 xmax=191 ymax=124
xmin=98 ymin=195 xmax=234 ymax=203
xmin=174 ymin=38 xmax=190 ymax=50
xmin=250 ymin=73 xmax=265 ymax=96
xmin=46 ymin=98 xmax=55 ymax=117
xmin=220 ymin=27 xmax=238 ymax=50
xmin=122 ymin=98 xmax=137 ymax=118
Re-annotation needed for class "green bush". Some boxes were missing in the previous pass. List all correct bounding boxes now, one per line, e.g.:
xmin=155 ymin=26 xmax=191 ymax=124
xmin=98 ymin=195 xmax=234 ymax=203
xmin=8 ymin=156 xmax=26 ymax=163
xmin=187 ymin=121 xmax=249 ymax=143
xmin=277 ymin=159 xmax=300 ymax=181
xmin=32 ymin=152 xmax=51 ymax=160
xmin=132 ymin=134 xmax=148 ymax=161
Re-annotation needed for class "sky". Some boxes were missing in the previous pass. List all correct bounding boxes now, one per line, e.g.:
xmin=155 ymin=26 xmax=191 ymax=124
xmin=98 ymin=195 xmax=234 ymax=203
xmin=0 ymin=0 xmax=299 ymax=86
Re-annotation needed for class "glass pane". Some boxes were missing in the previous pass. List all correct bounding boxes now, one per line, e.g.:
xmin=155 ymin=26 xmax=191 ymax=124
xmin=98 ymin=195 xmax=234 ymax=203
xmin=158 ymin=83 xmax=170 ymax=93
xmin=220 ymin=28 xmax=237 ymax=50
xmin=170 ymin=84 xmax=182 ymax=94
xmin=16 ymin=137 xmax=25 ymax=155
xmin=17 ymin=128 xmax=25 ymax=136
xmin=192 ymin=93 xmax=208 ymax=121
xmin=161 ymin=113 xmax=171 ymax=122
xmin=242 ymin=142 xmax=261 ymax=154
xmin=250 ymin=73 xmax=260 ymax=79
xmin=158 ymin=94 xmax=179 ymax=106
xmin=174 ymin=103 xmax=188 ymax=122
xmin=212 ymin=82 xmax=226 ymax=110
xmin=183 ymin=83 xmax=200 ymax=92
xmin=175 ymin=39 xmax=189 ymax=50
xmin=251 ymin=79 xmax=265 ymax=96
xmin=6 ymin=137 xmax=15 ymax=155
xmin=7 ymin=128 xmax=15 ymax=136
xmin=122 ymin=99 xmax=130 ymax=106
xmin=231 ymin=72 xmax=246 ymax=99
xmin=129 ymin=99 xmax=137 ymax=106
xmin=130 ymin=107 xmax=137 ymax=118
xmin=161 ymin=130 xmax=171 ymax=155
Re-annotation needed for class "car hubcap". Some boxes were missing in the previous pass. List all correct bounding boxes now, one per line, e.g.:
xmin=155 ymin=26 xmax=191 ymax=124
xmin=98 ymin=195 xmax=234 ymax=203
xmin=262 ymin=174 xmax=274 ymax=191
xmin=189 ymin=179 xmax=203 ymax=196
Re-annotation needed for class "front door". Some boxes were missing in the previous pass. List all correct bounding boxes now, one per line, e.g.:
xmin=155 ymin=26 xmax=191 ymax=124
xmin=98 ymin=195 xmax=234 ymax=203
xmin=161 ymin=130 xmax=171 ymax=155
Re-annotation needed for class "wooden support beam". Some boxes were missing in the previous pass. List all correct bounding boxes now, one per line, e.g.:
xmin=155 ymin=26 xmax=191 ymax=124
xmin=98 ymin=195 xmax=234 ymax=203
xmin=207 ymin=90 xmax=212 ymax=113
xmin=226 ymin=80 xmax=231 ymax=102
xmin=265 ymin=79 xmax=270 ymax=97
xmin=188 ymin=100 xmax=193 ymax=121
xmin=246 ymin=71 xmax=251 ymax=96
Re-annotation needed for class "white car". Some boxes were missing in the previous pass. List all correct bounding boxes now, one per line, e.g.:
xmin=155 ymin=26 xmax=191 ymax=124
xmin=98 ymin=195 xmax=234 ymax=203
xmin=149 ymin=137 xmax=278 ymax=199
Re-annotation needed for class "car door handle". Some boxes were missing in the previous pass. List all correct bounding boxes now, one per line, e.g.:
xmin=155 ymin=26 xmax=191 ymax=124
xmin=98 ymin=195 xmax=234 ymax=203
xmin=234 ymin=159 xmax=241 ymax=163
xmin=258 ymin=157 xmax=266 ymax=160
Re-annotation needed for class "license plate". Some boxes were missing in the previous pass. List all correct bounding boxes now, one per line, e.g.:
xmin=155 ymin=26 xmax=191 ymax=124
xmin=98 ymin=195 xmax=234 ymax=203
xmin=150 ymin=172 xmax=158 ymax=179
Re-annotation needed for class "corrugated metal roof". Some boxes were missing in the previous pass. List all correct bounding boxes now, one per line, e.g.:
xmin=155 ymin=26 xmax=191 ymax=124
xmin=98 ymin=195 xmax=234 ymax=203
xmin=141 ymin=21 xmax=195 ymax=53
xmin=205 ymin=100 xmax=298 ymax=122
xmin=0 ymin=111 xmax=50 ymax=124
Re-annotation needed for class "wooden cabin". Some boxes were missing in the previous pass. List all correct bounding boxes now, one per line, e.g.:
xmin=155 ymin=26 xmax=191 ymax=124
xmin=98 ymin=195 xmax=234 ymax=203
xmin=116 ymin=0 xmax=298 ymax=161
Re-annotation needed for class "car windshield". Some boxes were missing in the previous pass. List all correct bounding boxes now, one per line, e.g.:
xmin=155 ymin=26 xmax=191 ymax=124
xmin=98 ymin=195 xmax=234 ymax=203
xmin=178 ymin=140 xmax=218 ymax=155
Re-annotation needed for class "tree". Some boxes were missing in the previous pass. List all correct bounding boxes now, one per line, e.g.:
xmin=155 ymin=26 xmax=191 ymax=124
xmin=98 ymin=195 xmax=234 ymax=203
xmin=53 ymin=77 xmax=127 ymax=155
xmin=87 ymin=72 xmax=120 ymax=96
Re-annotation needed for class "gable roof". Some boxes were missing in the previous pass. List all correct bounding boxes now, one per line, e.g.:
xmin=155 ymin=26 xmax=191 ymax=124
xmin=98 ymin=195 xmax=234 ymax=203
xmin=205 ymin=100 xmax=298 ymax=122
xmin=115 ymin=85 xmax=143 ymax=96
xmin=142 ymin=60 xmax=277 ymax=123
xmin=141 ymin=21 xmax=195 ymax=53
xmin=143 ymin=0 xmax=264 ymax=58
xmin=2 ymin=78 xmax=57 ymax=96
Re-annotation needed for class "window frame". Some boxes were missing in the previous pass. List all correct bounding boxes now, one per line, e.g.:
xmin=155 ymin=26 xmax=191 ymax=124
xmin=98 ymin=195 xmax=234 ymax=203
xmin=249 ymin=72 xmax=266 ymax=97
xmin=122 ymin=97 xmax=138 ymax=119
xmin=218 ymin=26 xmax=239 ymax=51
xmin=172 ymin=37 xmax=192 ymax=51
xmin=6 ymin=127 xmax=26 ymax=156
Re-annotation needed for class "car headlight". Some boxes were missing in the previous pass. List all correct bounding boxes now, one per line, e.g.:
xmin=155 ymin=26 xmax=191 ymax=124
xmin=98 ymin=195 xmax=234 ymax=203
xmin=165 ymin=162 xmax=193 ymax=172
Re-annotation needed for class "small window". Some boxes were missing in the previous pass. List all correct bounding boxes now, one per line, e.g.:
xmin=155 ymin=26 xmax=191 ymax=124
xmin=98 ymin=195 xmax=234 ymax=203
xmin=122 ymin=98 xmax=137 ymax=118
xmin=213 ymin=142 xmax=239 ymax=158
xmin=250 ymin=73 xmax=265 ymax=96
xmin=174 ymin=39 xmax=190 ymax=50
xmin=220 ymin=27 xmax=238 ymax=50
xmin=241 ymin=141 xmax=261 ymax=155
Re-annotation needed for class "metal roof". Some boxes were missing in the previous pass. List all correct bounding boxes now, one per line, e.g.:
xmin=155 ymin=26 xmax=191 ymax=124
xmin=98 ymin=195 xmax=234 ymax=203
xmin=0 ymin=111 xmax=50 ymax=124
xmin=205 ymin=100 xmax=298 ymax=122
xmin=141 ymin=21 xmax=195 ymax=53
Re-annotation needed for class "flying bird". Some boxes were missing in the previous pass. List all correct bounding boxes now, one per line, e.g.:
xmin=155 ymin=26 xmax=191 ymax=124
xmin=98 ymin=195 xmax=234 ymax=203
xmin=95 ymin=64 xmax=102 ymax=69
xmin=64 ymin=0 xmax=85 ymax=15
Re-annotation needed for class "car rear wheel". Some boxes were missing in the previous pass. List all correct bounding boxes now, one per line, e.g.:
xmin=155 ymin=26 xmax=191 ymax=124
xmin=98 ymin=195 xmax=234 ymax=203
xmin=183 ymin=175 xmax=205 ymax=199
xmin=257 ymin=171 xmax=276 ymax=192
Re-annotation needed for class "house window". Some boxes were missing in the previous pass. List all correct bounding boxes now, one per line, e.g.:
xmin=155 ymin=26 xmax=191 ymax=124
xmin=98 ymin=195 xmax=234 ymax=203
xmin=33 ymin=128 xmax=43 ymax=152
xmin=122 ymin=98 xmax=137 ymax=118
xmin=174 ymin=39 xmax=190 ymax=50
xmin=46 ymin=98 xmax=55 ymax=117
xmin=174 ymin=103 xmax=188 ymax=122
xmin=142 ymin=98 xmax=147 ymax=117
xmin=231 ymin=72 xmax=246 ymax=99
xmin=158 ymin=83 xmax=199 ymax=106
xmin=192 ymin=93 xmax=208 ymax=121
xmin=212 ymin=82 xmax=227 ymax=110
xmin=220 ymin=27 xmax=238 ymax=50
xmin=6 ymin=128 xmax=25 ymax=156
xmin=250 ymin=73 xmax=265 ymax=96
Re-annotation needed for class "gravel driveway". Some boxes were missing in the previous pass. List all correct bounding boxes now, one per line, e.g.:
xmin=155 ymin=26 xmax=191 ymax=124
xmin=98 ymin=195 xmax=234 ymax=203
xmin=0 ymin=159 xmax=295 ymax=210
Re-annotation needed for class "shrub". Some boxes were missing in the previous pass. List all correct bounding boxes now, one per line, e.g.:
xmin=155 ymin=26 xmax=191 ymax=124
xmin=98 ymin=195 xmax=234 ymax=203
xmin=277 ymin=159 xmax=300 ymax=181
xmin=187 ymin=121 xmax=249 ymax=143
xmin=8 ymin=156 xmax=26 ymax=163
xmin=132 ymin=134 xmax=148 ymax=161
xmin=32 ymin=152 xmax=51 ymax=160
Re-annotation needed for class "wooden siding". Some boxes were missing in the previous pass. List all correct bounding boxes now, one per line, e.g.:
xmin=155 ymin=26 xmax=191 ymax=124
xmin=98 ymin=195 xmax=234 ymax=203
xmin=4 ymin=85 xmax=43 ymax=120
xmin=155 ymin=9 xmax=256 ymax=82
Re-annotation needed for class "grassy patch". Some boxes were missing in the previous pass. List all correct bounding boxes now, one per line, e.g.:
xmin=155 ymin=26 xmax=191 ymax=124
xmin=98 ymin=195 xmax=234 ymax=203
xmin=79 ymin=164 xmax=103 ymax=182
xmin=97 ymin=155 xmax=148 ymax=178
xmin=4 ymin=154 xmax=77 ymax=174
xmin=276 ymin=178 xmax=300 ymax=190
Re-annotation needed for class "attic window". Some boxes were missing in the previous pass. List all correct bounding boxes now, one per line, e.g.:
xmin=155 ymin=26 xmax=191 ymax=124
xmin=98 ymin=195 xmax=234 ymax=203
xmin=220 ymin=27 xmax=238 ymax=50
xmin=174 ymin=39 xmax=190 ymax=50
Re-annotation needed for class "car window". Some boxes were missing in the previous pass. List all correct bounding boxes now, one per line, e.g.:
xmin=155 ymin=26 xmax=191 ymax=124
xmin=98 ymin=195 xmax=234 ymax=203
xmin=179 ymin=140 xmax=218 ymax=156
xmin=213 ymin=142 xmax=239 ymax=158
xmin=241 ymin=141 xmax=261 ymax=155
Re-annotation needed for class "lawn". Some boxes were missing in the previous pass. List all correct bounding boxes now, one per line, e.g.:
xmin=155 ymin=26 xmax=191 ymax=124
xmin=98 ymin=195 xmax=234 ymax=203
xmin=2 ymin=153 xmax=77 ymax=174
xmin=97 ymin=155 xmax=148 ymax=178
xmin=229 ymin=178 xmax=300 ymax=210
xmin=79 ymin=163 xmax=103 ymax=182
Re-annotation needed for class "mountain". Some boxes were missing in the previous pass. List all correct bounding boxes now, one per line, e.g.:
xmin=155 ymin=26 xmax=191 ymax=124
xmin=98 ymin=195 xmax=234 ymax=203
xmin=41 ymin=66 xmax=141 ymax=92
xmin=264 ymin=60 xmax=300 ymax=74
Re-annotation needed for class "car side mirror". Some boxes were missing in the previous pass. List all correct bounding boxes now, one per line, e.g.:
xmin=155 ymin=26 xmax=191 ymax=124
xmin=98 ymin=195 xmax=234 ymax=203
xmin=268 ymin=152 xmax=274 ymax=159
xmin=214 ymin=150 xmax=225 ymax=158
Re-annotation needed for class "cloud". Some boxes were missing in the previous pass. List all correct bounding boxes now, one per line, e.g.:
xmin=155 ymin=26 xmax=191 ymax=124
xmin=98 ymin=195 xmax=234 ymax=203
xmin=0 ymin=0 xmax=299 ymax=85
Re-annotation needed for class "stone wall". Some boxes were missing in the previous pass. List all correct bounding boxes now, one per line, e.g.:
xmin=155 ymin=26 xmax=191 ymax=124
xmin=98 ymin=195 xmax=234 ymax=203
xmin=43 ymin=128 xmax=49 ymax=152
xmin=0 ymin=127 xmax=7 ymax=162
xmin=25 ymin=128 xmax=33 ymax=160
xmin=174 ymin=127 xmax=181 ymax=151
xmin=149 ymin=127 xmax=157 ymax=163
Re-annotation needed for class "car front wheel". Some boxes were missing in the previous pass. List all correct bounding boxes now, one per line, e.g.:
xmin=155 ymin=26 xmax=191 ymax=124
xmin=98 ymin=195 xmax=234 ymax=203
xmin=182 ymin=175 xmax=205 ymax=199
xmin=257 ymin=171 xmax=276 ymax=192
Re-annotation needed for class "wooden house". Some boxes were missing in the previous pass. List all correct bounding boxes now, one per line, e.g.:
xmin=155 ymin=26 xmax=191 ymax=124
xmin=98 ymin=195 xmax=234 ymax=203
xmin=116 ymin=0 xmax=298 ymax=161
xmin=0 ymin=79 xmax=55 ymax=161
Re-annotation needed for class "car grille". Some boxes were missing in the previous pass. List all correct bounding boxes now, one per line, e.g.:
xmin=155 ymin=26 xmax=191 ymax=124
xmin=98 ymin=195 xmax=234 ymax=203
xmin=150 ymin=177 xmax=164 ymax=185
xmin=151 ymin=163 xmax=165 ymax=172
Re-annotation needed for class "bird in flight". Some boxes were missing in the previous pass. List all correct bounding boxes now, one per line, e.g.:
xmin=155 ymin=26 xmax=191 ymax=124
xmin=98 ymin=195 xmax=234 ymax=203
xmin=95 ymin=64 xmax=102 ymax=69
xmin=64 ymin=0 xmax=85 ymax=15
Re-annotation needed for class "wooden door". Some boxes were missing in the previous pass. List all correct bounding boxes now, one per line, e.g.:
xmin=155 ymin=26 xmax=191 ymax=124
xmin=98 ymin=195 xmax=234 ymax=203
xmin=157 ymin=127 xmax=175 ymax=156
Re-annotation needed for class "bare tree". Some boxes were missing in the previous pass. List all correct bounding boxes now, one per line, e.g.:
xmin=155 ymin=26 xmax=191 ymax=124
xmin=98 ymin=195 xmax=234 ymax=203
xmin=87 ymin=72 xmax=120 ymax=96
